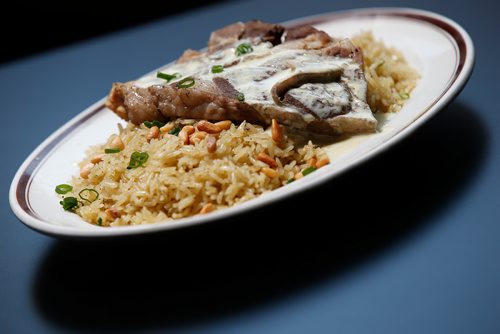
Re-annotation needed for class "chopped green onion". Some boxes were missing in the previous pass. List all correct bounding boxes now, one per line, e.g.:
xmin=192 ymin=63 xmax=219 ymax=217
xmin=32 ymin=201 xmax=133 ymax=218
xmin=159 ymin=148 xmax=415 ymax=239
xmin=55 ymin=184 xmax=72 ymax=194
xmin=302 ymin=166 xmax=317 ymax=176
xmin=399 ymin=91 xmax=410 ymax=99
xmin=60 ymin=197 xmax=78 ymax=211
xmin=157 ymin=72 xmax=180 ymax=82
xmin=127 ymin=151 xmax=149 ymax=169
xmin=235 ymin=43 xmax=253 ymax=56
xmin=168 ymin=126 xmax=181 ymax=136
xmin=236 ymin=92 xmax=245 ymax=102
xmin=144 ymin=120 xmax=165 ymax=128
xmin=211 ymin=65 xmax=224 ymax=73
xmin=97 ymin=217 xmax=103 ymax=226
xmin=176 ymin=77 xmax=195 ymax=88
xmin=78 ymin=188 xmax=99 ymax=204
xmin=105 ymin=148 xmax=121 ymax=154
xmin=287 ymin=178 xmax=295 ymax=184
xmin=376 ymin=60 xmax=385 ymax=69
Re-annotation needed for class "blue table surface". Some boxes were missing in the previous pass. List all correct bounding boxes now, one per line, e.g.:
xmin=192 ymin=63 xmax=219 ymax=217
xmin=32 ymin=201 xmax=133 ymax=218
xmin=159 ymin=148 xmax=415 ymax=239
xmin=2 ymin=0 xmax=499 ymax=332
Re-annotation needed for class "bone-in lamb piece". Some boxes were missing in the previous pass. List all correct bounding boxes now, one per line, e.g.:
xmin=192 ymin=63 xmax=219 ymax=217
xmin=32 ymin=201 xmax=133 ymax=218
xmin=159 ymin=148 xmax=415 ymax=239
xmin=105 ymin=20 xmax=377 ymax=135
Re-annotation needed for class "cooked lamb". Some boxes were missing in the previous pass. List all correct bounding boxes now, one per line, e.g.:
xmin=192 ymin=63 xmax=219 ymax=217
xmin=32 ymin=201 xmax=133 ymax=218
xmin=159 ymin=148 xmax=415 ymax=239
xmin=106 ymin=20 xmax=377 ymax=135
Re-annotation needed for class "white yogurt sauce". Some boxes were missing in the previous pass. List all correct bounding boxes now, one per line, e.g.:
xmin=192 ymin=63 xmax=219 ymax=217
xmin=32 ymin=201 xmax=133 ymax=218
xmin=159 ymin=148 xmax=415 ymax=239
xmin=323 ymin=112 xmax=394 ymax=161
xmin=136 ymin=39 xmax=371 ymax=123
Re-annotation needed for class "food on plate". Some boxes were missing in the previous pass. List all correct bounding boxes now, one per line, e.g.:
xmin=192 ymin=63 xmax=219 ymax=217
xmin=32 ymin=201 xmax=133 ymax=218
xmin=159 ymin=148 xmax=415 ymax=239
xmin=57 ymin=20 xmax=418 ymax=226
xmin=352 ymin=32 xmax=419 ymax=113
xmin=106 ymin=20 xmax=377 ymax=136
xmin=58 ymin=119 xmax=326 ymax=226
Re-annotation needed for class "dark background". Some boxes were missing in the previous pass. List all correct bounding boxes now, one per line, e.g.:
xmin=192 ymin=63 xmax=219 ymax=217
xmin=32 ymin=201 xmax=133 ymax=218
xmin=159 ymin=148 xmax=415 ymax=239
xmin=0 ymin=1 xmax=227 ymax=64
xmin=3 ymin=0 xmax=500 ymax=333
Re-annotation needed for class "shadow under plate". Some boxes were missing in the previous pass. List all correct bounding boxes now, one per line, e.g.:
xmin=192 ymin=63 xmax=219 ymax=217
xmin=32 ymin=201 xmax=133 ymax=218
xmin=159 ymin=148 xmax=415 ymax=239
xmin=32 ymin=101 xmax=488 ymax=330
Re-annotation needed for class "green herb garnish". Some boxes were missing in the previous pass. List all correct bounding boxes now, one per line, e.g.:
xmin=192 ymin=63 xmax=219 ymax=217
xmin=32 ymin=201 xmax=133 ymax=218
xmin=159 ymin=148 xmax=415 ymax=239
xmin=168 ymin=126 xmax=181 ymax=136
xmin=235 ymin=43 xmax=253 ymax=56
xmin=97 ymin=217 xmax=102 ymax=226
xmin=157 ymin=72 xmax=180 ymax=82
xmin=302 ymin=166 xmax=317 ymax=176
xmin=105 ymin=148 xmax=121 ymax=154
xmin=144 ymin=120 xmax=165 ymax=128
xmin=399 ymin=91 xmax=410 ymax=99
xmin=211 ymin=65 xmax=224 ymax=73
xmin=127 ymin=151 xmax=149 ymax=169
xmin=55 ymin=184 xmax=72 ymax=194
xmin=376 ymin=60 xmax=385 ymax=69
xmin=176 ymin=77 xmax=195 ymax=88
xmin=60 ymin=197 xmax=78 ymax=211
xmin=78 ymin=188 xmax=99 ymax=204
xmin=236 ymin=92 xmax=245 ymax=102
xmin=287 ymin=178 xmax=295 ymax=184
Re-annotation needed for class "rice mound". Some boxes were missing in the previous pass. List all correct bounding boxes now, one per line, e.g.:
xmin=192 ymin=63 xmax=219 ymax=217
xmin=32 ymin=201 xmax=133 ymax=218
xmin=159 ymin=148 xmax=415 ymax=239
xmin=68 ymin=121 xmax=323 ymax=226
xmin=352 ymin=31 xmax=419 ymax=113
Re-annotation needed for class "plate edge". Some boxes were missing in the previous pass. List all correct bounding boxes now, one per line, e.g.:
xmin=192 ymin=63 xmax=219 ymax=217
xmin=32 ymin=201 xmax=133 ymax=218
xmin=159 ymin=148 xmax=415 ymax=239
xmin=9 ymin=7 xmax=475 ymax=237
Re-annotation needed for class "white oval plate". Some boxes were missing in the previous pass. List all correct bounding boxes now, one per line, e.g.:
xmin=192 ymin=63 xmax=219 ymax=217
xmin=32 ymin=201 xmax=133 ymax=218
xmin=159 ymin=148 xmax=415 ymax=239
xmin=9 ymin=8 xmax=474 ymax=238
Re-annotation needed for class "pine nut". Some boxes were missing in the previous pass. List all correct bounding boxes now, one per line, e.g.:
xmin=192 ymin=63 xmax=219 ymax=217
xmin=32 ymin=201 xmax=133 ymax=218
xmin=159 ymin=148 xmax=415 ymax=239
xmin=90 ymin=154 xmax=104 ymax=164
xmin=200 ymin=203 xmax=214 ymax=214
xmin=197 ymin=120 xmax=221 ymax=134
xmin=257 ymin=152 xmax=277 ymax=168
xmin=110 ymin=136 xmax=125 ymax=150
xmin=105 ymin=208 xmax=122 ymax=220
xmin=146 ymin=126 xmax=160 ymax=143
xmin=316 ymin=156 xmax=330 ymax=168
xmin=80 ymin=163 xmax=94 ymax=179
xmin=214 ymin=120 xmax=232 ymax=131
xmin=206 ymin=135 xmax=217 ymax=153
xmin=307 ymin=157 xmax=317 ymax=168
xmin=271 ymin=119 xmax=283 ymax=143
xmin=261 ymin=167 xmax=279 ymax=178
xmin=160 ymin=123 xmax=175 ymax=133
xmin=179 ymin=125 xmax=195 ymax=145
xmin=189 ymin=131 xmax=208 ymax=145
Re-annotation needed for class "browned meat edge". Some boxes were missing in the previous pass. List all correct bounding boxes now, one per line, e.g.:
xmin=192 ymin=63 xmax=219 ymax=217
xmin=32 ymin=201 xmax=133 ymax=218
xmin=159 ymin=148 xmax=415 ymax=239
xmin=105 ymin=20 xmax=371 ymax=135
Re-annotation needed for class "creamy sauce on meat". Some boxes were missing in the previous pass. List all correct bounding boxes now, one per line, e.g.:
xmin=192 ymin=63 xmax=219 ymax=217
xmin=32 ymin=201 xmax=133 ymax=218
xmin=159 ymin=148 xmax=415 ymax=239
xmin=137 ymin=39 xmax=372 ymax=124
